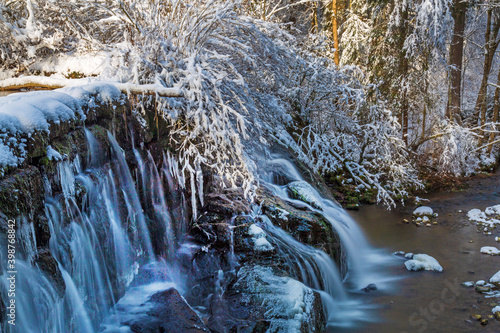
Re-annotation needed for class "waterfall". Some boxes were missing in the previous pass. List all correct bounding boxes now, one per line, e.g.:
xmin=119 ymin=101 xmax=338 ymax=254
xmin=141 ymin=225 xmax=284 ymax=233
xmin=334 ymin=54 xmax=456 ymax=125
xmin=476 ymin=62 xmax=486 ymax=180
xmin=0 ymin=130 xmax=393 ymax=332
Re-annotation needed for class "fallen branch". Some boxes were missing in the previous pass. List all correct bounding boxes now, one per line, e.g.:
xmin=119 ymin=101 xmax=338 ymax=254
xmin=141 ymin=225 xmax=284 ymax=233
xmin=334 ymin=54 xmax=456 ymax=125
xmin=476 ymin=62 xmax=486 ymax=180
xmin=0 ymin=76 xmax=184 ymax=97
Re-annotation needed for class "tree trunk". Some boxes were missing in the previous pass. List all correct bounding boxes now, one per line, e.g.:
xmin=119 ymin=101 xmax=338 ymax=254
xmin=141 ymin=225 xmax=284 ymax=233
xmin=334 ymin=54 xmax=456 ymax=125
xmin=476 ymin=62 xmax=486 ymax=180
xmin=332 ymin=0 xmax=339 ymax=65
xmin=475 ymin=9 xmax=500 ymax=130
xmin=446 ymin=0 xmax=467 ymax=124
xmin=487 ymin=66 xmax=500 ymax=155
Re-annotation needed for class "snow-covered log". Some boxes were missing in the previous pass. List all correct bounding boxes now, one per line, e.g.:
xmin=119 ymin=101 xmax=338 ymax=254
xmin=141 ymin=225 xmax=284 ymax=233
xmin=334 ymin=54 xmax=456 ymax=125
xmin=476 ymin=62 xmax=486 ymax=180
xmin=0 ymin=76 xmax=183 ymax=98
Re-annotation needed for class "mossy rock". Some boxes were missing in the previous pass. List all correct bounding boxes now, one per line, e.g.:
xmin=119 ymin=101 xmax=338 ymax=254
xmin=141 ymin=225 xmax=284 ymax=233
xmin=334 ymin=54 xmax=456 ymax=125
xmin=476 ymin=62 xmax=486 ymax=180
xmin=258 ymin=188 xmax=343 ymax=268
xmin=0 ymin=166 xmax=44 ymax=228
xmin=287 ymin=181 xmax=322 ymax=210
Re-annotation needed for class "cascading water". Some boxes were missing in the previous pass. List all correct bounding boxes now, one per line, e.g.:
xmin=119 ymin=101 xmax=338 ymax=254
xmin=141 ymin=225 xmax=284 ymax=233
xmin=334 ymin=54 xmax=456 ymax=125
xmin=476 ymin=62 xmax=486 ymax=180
xmin=0 ymin=128 xmax=394 ymax=332
xmin=256 ymin=157 xmax=396 ymax=327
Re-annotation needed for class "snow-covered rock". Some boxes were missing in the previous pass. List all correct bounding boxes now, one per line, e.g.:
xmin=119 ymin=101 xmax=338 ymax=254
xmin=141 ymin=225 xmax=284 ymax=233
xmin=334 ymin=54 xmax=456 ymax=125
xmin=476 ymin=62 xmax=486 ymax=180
xmin=490 ymin=270 xmax=500 ymax=284
xmin=404 ymin=254 xmax=443 ymax=272
xmin=287 ymin=181 xmax=322 ymax=210
xmin=404 ymin=253 xmax=414 ymax=259
xmin=248 ymin=224 xmax=274 ymax=252
xmin=480 ymin=246 xmax=500 ymax=255
xmin=485 ymin=205 xmax=500 ymax=216
xmin=46 ymin=145 xmax=63 ymax=161
xmin=467 ymin=207 xmax=500 ymax=226
xmin=413 ymin=206 xmax=433 ymax=216
xmin=461 ymin=281 xmax=474 ymax=287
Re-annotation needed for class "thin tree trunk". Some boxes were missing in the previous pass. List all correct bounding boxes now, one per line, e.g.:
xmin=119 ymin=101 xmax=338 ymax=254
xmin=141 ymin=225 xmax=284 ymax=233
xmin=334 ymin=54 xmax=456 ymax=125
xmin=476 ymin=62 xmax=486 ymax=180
xmin=475 ymin=9 xmax=500 ymax=132
xmin=487 ymin=66 xmax=500 ymax=155
xmin=446 ymin=0 xmax=466 ymax=124
xmin=332 ymin=0 xmax=339 ymax=65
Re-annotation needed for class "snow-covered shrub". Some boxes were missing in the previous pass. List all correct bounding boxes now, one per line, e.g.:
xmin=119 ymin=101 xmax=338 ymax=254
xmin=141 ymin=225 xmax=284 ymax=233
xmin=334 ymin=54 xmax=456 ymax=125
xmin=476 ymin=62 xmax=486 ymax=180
xmin=0 ymin=0 xmax=424 ymax=208
xmin=418 ymin=123 xmax=481 ymax=177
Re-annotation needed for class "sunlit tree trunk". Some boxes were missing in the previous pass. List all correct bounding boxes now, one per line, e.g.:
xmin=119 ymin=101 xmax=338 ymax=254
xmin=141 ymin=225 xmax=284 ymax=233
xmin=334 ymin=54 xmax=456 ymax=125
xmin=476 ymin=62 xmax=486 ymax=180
xmin=446 ymin=0 xmax=466 ymax=124
xmin=331 ymin=0 xmax=339 ymax=65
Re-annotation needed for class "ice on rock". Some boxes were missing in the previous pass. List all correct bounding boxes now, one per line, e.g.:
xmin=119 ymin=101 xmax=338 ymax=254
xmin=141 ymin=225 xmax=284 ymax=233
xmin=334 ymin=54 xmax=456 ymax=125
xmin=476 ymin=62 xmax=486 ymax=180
xmin=493 ymin=305 xmax=500 ymax=314
xmin=476 ymin=280 xmax=486 ymax=286
xmin=480 ymin=246 xmax=500 ymax=255
xmin=404 ymin=254 xmax=443 ymax=272
xmin=393 ymin=251 xmax=405 ymax=256
xmin=248 ymin=224 xmax=274 ymax=252
xmin=422 ymin=216 xmax=429 ymax=222
xmin=461 ymin=281 xmax=474 ymax=287
xmin=413 ymin=206 xmax=433 ymax=216
xmin=234 ymin=265 xmax=317 ymax=332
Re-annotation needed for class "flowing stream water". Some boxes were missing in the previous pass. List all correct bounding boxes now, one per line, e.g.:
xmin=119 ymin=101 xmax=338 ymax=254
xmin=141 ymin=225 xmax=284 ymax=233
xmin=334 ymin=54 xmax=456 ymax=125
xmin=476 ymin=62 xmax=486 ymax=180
xmin=1 ymin=129 xmax=443 ymax=332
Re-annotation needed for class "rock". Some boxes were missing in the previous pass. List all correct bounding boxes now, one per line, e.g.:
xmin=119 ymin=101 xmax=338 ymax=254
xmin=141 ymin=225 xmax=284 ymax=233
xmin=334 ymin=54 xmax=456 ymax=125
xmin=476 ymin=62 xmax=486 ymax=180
xmin=362 ymin=283 xmax=377 ymax=293
xmin=126 ymin=288 xmax=209 ymax=333
xmin=286 ymin=181 xmax=322 ymax=210
xmin=471 ymin=314 xmax=482 ymax=321
xmin=403 ymin=219 xmax=409 ymax=223
xmin=404 ymin=254 xmax=443 ymax=272
xmin=425 ymin=223 xmax=431 ymax=227
xmin=480 ymin=246 xmax=500 ymax=255
xmin=258 ymin=188 xmax=343 ymax=269
xmin=32 ymin=249 xmax=66 ymax=298
xmin=475 ymin=286 xmax=491 ymax=293
xmin=432 ymin=221 xmax=438 ymax=225
xmin=226 ymin=264 xmax=325 ymax=333
xmin=494 ymin=311 xmax=500 ymax=320
xmin=480 ymin=318 xmax=488 ymax=325
xmin=413 ymin=206 xmax=433 ymax=216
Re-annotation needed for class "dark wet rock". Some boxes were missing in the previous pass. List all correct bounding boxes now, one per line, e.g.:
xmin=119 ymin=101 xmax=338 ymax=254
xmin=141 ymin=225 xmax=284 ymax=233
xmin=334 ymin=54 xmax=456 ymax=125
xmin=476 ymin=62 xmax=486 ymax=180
xmin=126 ymin=288 xmax=209 ymax=333
xmin=33 ymin=249 xmax=66 ymax=298
xmin=362 ymin=283 xmax=377 ymax=293
xmin=258 ymin=187 xmax=344 ymax=269
xmin=0 ymin=166 xmax=44 ymax=226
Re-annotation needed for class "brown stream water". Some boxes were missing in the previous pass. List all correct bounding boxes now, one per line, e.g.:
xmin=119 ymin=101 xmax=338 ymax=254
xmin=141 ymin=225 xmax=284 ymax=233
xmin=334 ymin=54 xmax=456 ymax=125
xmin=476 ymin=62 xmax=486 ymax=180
xmin=338 ymin=172 xmax=500 ymax=333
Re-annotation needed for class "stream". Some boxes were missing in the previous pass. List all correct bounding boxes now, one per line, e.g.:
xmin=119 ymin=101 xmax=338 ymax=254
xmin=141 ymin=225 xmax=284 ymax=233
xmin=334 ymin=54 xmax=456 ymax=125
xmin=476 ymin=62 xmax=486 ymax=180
xmin=343 ymin=172 xmax=500 ymax=333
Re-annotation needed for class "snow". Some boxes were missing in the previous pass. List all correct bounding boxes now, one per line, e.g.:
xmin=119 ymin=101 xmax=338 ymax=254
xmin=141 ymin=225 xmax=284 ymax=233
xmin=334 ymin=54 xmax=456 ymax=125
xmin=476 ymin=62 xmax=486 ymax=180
xmin=0 ymin=83 xmax=123 ymax=168
xmin=413 ymin=206 xmax=433 ymax=216
xmin=467 ymin=207 xmax=500 ymax=226
xmin=404 ymin=254 xmax=443 ymax=272
xmin=480 ymin=246 xmax=500 ymax=255
xmin=46 ymin=145 xmax=63 ymax=161
xmin=287 ymin=181 xmax=323 ymax=210
xmin=405 ymin=253 xmax=414 ymax=259
xmin=485 ymin=205 xmax=500 ymax=216
xmin=248 ymin=224 xmax=274 ymax=252
xmin=490 ymin=270 xmax=500 ymax=284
